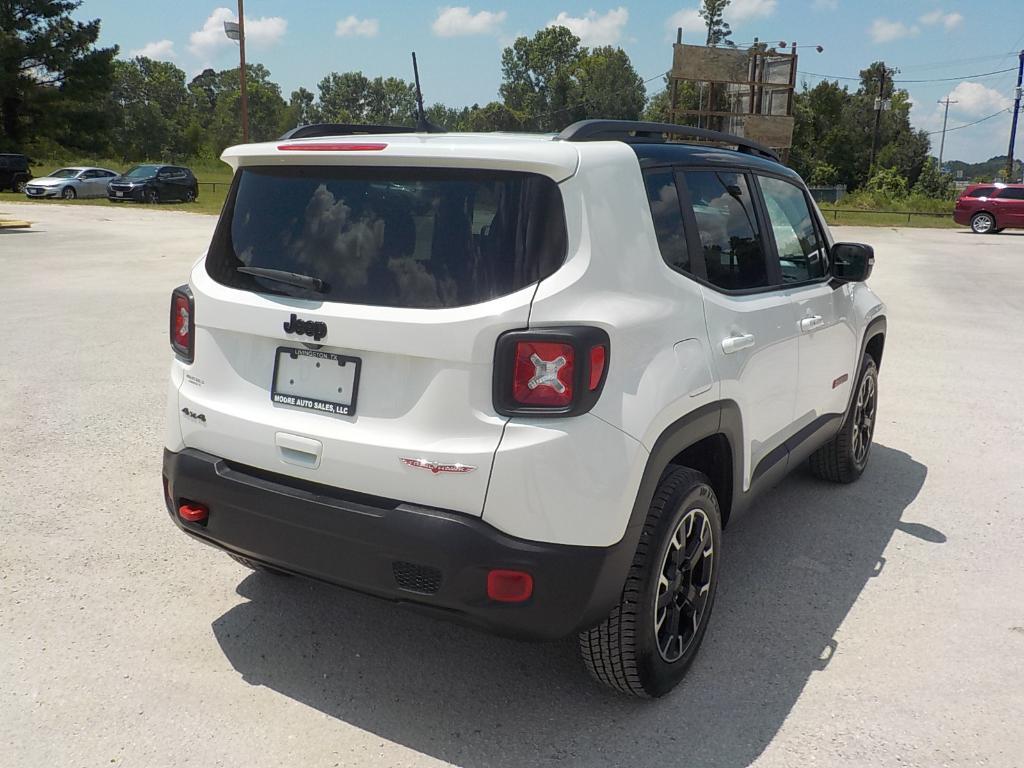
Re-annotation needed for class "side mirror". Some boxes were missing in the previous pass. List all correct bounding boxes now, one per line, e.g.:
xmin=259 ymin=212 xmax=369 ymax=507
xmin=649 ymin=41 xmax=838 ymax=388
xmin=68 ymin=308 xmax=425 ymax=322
xmin=832 ymin=242 xmax=874 ymax=282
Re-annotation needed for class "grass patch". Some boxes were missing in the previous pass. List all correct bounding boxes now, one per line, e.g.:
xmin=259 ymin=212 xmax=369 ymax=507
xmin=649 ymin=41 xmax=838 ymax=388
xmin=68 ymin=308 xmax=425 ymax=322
xmin=818 ymin=205 xmax=959 ymax=228
xmin=2 ymin=158 xmax=231 ymax=215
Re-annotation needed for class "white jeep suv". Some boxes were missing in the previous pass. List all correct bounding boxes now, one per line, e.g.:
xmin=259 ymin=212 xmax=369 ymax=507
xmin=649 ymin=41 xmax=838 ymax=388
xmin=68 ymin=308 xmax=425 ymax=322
xmin=162 ymin=120 xmax=886 ymax=698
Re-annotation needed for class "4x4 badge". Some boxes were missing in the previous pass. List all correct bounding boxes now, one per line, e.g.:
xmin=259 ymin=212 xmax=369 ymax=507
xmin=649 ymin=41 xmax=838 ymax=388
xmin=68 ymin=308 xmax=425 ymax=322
xmin=283 ymin=313 xmax=327 ymax=341
xmin=400 ymin=457 xmax=477 ymax=474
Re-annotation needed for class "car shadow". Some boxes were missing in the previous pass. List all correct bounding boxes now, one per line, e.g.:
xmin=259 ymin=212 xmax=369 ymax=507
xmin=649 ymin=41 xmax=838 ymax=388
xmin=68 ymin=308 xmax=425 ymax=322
xmin=212 ymin=443 xmax=932 ymax=767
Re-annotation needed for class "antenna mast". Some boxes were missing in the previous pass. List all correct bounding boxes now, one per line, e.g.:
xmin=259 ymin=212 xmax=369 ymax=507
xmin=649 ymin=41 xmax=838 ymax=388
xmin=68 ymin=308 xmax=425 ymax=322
xmin=412 ymin=52 xmax=428 ymax=132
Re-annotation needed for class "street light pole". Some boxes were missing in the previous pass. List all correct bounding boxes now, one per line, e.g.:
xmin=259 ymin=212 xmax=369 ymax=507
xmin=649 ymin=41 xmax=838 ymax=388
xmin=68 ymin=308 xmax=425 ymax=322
xmin=237 ymin=0 xmax=249 ymax=143
xmin=937 ymin=96 xmax=958 ymax=172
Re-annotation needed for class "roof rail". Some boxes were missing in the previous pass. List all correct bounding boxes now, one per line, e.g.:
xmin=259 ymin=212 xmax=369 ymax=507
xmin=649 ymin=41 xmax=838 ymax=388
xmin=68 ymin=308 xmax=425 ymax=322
xmin=278 ymin=123 xmax=419 ymax=141
xmin=557 ymin=119 xmax=780 ymax=163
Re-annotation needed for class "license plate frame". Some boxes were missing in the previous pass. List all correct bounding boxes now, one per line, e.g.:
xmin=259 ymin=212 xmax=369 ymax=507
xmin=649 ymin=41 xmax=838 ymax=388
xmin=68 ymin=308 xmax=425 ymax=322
xmin=271 ymin=347 xmax=362 ymax=417
xmin=115 ymin=191 xmax=124 ymax=198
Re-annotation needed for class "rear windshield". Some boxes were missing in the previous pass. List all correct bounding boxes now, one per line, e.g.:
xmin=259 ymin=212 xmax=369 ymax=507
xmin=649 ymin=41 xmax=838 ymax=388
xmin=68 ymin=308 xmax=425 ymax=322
xmin=206 ymin=166 xmax=567 ymax=309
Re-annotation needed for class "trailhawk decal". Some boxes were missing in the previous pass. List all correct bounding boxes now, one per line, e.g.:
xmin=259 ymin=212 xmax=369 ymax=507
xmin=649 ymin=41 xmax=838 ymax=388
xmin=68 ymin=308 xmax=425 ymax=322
xmin=399 ymin=458 xmax=477 ymax=475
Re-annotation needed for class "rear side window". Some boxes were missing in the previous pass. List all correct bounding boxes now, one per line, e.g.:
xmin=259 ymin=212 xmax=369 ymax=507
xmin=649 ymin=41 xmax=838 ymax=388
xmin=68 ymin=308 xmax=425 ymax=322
xmin=995 ymin=187 xmax=1024 ymax=200
xmin=758 ymin=175 xmax=827 ymax=283
xmin=207 ymin=166 xmax=567 ymax=309
xmin=966 ymin=187 xmax=995 ymax=198
xmin=643 ymin=169 xmax=690 ymax=274
xmin=682 ymin=170 xmax=768 ymax=291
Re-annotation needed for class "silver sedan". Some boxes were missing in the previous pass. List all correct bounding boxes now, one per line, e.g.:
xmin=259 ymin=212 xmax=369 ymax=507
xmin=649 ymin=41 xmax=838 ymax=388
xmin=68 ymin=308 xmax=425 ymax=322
xmin=24 ymin=167 xmax=120 ymax=200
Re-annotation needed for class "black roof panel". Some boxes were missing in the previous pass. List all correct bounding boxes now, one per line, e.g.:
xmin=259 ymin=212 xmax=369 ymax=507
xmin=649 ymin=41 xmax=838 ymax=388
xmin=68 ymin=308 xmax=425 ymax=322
xmin=630 ymin=142 xmax=802 ymax=180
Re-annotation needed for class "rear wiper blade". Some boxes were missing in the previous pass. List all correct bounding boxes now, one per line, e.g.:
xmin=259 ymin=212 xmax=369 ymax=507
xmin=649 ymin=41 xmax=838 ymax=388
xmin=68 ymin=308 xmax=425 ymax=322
xmin=236 ymin=266 xmax=328 ymax=293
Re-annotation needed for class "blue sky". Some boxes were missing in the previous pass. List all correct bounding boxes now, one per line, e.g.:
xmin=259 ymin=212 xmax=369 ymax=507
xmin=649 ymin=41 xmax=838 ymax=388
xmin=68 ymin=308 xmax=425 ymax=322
xmin=77 ymin=0 xmax=1024 ymax=163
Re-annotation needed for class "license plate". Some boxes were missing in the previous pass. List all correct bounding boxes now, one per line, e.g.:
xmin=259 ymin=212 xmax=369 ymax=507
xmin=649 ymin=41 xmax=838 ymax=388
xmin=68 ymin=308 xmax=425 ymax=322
xmin=271 ymin=347 xmax=361 ymax=416
xmin=115 ymin=192 xmax=124 ymax=197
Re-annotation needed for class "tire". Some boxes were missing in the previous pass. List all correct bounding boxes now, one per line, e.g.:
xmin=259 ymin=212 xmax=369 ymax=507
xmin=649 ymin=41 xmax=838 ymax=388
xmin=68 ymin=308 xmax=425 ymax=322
xmin=14 ymin=178 xmax=28 ymax=193
xmin=145 ymin=188 xmax=159 ymax=204
xmin=227 ymin=552 xmax=292 ymax=576
xmin=61 ymin=186 xmax=77 ymax=200
xmin=970 ymin=212 xmax=995 ymax=234
xmin=809 ymin=354 xmax=878 ymax=483
xmin=184 ymin=188 xmax=197 ymax=203
xmin=579 ymin=466 xmax=722 ymax=697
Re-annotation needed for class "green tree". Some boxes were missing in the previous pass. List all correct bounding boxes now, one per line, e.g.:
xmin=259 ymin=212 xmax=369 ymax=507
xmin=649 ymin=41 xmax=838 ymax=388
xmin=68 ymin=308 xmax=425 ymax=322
xmin=316 ymin=71 xmax=370 ymax=122
xmin=575 ymin=46 xmax=645 ymax=121
xmin=500 ymin=26 xmax=585 ymax=130
xmin=1 ymin=0 xmax=117 ymax=152
xmin=286 ymin=86 xmax=317 ymax=127
xmin=865 ymin=166 xmax=908 ymax=199
xmin=912 ymin=159 xmax=955 ymax=199
xmin=807 ymin=162 xmax=840 ymax=186
xmin=644 ymin=76 xmax=700 ymax=122
xmin=364 ymin=76 xmax=415 ymax=124
xmin=699 ymin=0 xmax=734 ymax=47
xmin=110 ymin=57 xmax=192 ymax=160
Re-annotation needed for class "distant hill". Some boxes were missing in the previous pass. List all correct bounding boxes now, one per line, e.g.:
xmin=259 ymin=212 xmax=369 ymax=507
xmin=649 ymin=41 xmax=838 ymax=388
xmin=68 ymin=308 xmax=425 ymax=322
xmin=943 ymin=155 xmax=1023 ymax=183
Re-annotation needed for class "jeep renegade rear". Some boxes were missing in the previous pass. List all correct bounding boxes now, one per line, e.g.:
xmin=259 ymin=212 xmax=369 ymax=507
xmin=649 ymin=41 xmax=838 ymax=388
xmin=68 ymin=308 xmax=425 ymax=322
xmin=163 ymin=120 xmax=886 ymax=697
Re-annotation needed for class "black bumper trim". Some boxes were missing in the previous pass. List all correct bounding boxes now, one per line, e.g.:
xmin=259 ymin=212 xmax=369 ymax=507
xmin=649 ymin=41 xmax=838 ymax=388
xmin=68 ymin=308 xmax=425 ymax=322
xmin=162 ymin=448 xmax=633 ymax=640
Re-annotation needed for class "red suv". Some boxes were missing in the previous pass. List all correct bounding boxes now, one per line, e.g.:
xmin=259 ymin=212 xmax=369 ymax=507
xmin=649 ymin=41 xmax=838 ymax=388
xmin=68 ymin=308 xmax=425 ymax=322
xmin=954 ymin=183 xmax=1024 ymax=234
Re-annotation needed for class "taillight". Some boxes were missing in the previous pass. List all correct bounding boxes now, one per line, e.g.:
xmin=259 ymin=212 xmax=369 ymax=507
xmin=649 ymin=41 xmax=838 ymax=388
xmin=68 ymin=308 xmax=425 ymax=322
xmin=494 ymin=327 xmax=609 ymax=417
xmin=512 ymin=341 xmax=575 ymax=407
xmin=169 ymin=285 xmax=194 ymax=363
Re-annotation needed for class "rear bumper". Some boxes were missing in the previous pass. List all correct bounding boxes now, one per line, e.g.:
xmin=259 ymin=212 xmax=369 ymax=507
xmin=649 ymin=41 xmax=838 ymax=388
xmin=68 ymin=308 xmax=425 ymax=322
xmin=162 ymin=448 xmax=633 ymax=640
xmin=953 ymin=208 xmax=973 ymax=226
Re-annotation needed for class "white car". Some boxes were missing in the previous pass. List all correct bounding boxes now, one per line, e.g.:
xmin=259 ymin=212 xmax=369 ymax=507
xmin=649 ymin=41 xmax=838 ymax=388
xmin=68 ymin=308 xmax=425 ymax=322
xmin=162 ymin=120 xmax=886 ymax=698
xmin=24 ymin=166 xmax=119 ymax=199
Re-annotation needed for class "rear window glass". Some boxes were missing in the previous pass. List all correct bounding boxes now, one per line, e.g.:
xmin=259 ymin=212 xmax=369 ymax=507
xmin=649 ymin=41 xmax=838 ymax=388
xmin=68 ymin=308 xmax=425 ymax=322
xmin=965 ymin=187 xmax=995 ymax=198
xmin=206 ymin=166 xmax=567 ymax=309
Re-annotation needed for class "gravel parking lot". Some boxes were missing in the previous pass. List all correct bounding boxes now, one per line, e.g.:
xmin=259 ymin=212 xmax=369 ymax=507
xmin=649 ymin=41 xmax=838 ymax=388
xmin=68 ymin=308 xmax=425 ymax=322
xmin=2 ymin=202 xmax=1022 ymax=767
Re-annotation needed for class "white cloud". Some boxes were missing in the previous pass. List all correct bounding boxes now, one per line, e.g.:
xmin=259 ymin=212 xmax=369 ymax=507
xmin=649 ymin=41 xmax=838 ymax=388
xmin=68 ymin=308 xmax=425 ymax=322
xmin=812 ymin=0 xmax=839 ymax=9
xmin=920 ymin=9 xmax=963 ymax=30
xmin=129 ymin=40 xmax=176 ymax=60
xmin=666 ymin=8 xmax=705 ymax=39
xmin=728 ymin=0 xmax=778 ymax=23
xmin=245 ymin=16 xmax=287 ymax=46
xmin=548 ymin=7 xmax=629 ymax=46
xmin=336 ymin=16 xmax=379 ymax=38
xmin=945 ymin=81 xmax=1013 ymax=116
xmin=869 ymin=18 xmax=919 ymax=43
xmin=188 ymin=7 xmax=287 ymax=58
xmin=432 ymin=7 xmax=507 ymax=37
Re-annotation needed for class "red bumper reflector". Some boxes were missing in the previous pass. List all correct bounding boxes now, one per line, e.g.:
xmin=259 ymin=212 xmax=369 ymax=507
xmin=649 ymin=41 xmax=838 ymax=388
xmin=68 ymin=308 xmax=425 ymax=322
xmin=589 ymin=345 xmax=607 ymax=390
xmin=487 ymin=569 xmax=534 ymax=603
xmin=277 ymin=142 xmax=388 ymax=152
xmin=178 ymin=503 xmax=208 ymax=523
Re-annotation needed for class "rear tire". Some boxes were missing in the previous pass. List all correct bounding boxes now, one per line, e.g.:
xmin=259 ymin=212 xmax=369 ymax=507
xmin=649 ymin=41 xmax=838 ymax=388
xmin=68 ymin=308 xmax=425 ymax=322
xmin=228 ymin=552 xmax=292 ymax=576
xmin=14 ymin=178 xmax=28 ymax=193
xmin=970 ymin=212 xmax=995 ymax=234
xmin=145 ymin=188 xmax=159 ymax=204
xmin=809 ymin=354 xmax=878 ymax=483
xmin=579 ymin=466 xmax=722 ymax=697
xmin=184 ymin=188 xmax=196 ymax=203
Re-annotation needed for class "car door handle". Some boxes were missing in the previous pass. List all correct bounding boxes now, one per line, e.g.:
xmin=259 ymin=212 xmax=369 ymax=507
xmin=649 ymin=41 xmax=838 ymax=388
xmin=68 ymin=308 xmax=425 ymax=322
xmin=722 ymin=333 xmax=755 ymax=354
xmin=800 ymin=315 xmax=824 ymax=332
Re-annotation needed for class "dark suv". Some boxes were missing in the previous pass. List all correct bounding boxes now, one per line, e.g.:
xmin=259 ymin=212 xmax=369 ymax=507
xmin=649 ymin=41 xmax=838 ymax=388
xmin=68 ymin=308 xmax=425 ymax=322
xmin=954 ymin=183 xmax=1024 ymax=233
xmin=0 ymin=153 xmax=32 ymax=192
xmin=108 ymin=164 xmax=199 ymax=203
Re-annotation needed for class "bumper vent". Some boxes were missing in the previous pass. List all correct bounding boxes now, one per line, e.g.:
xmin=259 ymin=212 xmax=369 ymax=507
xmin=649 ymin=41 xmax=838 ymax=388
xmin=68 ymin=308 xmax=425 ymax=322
xmin=392 ymin=561 xmax=442 ymax=595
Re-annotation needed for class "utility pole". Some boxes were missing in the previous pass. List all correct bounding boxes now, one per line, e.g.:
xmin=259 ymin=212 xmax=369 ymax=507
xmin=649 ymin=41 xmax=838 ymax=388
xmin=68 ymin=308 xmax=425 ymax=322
xmin=868 ymin=63 xmax=888 ymax=176
xmin=1007 ymin=50 xmax=1024 ymax=183
xmin=937 ymin=96 xmax=958 ymax=172
xmin=237 ymin=0 xmax=249 ymax=143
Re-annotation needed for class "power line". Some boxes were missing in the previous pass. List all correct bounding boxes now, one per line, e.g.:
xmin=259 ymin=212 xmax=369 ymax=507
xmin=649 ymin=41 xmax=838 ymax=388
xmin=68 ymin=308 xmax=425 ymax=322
xmin=798 ymin=66 xmax=1017 ymax=84
xmin=923 ymin=108 xmax=1011 ymax=136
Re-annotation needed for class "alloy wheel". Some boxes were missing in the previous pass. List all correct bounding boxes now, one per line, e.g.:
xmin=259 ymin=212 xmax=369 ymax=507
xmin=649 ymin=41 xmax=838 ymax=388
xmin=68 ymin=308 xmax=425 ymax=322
xmin=653 ymin=507 xmax=714 ymax=663
xmin=851 ymin=371 xmax=876 ymax=465
xmin=972 ymin=214 xmax=994 ymax=234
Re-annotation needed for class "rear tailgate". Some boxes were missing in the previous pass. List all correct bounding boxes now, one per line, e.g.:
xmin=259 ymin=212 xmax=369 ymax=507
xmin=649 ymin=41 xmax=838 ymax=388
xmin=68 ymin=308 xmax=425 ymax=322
xmin=174 ymin=142 xmax=575 ymax=516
